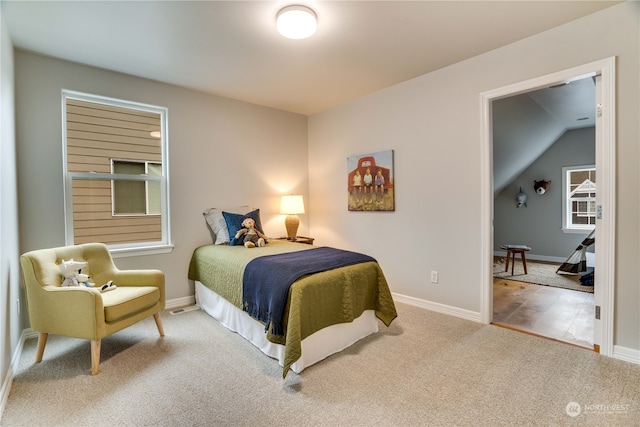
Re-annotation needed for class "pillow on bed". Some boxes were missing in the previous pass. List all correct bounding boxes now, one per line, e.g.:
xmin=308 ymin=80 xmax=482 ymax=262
xmin=203 ymin=205 xmax=254 ymax=245
xmin=222 ymin=209 xmax=264 ymax=246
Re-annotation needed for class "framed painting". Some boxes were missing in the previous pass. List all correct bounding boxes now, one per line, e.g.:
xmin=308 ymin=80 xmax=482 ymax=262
xmin=347 ymin=149 xmax=394 ymax=211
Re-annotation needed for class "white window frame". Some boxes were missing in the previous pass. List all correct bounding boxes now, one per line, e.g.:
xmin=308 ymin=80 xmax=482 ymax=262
xmin=62 ymin=90 xmax=173 ymax=257
xmin=562 ymin=164 xmax=596 ymax=234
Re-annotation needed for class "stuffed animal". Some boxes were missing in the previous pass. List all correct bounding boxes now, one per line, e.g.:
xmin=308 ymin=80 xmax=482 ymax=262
xmin=235 ymin=217 xmax=268 ymax=248
xmin=516 ymin=187 xmax=527 ymax=208
xmin=534 ymin=180 xmax=551 ymax=195
xmin=59 ymin=259 xmax=95 ymax=287
xmin=59 ymin=259 xmax=117 ymax=292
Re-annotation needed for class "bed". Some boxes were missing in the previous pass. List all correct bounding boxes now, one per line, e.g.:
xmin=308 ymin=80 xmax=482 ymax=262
xmin=188 ymin=239 xmax=397 ymax=377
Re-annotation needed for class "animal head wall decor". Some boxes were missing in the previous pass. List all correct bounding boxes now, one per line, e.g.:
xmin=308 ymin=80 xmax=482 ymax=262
xmin=534 ymin=180 xmax=551 ymax=195
xmin=516 ymin=187 xmax=527 ymax=208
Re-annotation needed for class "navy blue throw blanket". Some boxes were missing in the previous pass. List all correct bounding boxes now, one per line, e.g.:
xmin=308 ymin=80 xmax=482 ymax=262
xmin=242 ymin=247 xmax=376 ymax=336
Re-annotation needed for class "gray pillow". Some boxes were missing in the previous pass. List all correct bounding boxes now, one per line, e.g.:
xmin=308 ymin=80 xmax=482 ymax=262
xmin=203 ymin=206 xmax=254 ymax=244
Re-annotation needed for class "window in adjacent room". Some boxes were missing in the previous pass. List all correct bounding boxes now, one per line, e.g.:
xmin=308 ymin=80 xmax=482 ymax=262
xmin=562 ymin=165 xmax=596 ymax=233
xmin=62 ymin=90 xmax=172 ymax=256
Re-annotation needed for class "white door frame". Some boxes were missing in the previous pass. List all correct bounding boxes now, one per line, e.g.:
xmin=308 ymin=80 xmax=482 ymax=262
xmin=479 ymin=57 xmax=616 ymax=356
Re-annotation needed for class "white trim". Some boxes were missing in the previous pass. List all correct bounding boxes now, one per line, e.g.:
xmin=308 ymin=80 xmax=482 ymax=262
xmin=109 ymin=243 xmax=174 ymax=258
xmin=0 ymin=329 xmax=33 ymax=420
xmin=61 ymin=89 xmax=172 ymax=254
xmin=480 ymin=57 xmax=616 ymax=356
xmin=480 ymin=86 xmax=494 ymax=325
xmin=165 ymin=295 xmax=196 ymax=310
xmin=594 ymin=60 xmax=616 ymax=357
xmin=392 ymin=292 xmax=481 ymax=323
xmin=493 ymin=251 xmax=566 ymax=264
xmin=562 ymin=164 xmax=596 ymax=233
xmin=613 ymin=345 xmax=640 ymax=365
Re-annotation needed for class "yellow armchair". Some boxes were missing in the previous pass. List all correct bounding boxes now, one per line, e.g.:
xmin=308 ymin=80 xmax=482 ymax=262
xmin=20 ymin=242 xmax=165 ymax=375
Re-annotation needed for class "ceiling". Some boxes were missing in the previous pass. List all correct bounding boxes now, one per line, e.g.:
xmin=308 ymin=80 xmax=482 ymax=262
xmin=1 ymin=0 xmax=620 ymax=116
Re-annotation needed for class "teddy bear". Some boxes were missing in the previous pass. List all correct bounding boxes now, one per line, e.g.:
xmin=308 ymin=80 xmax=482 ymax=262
xmin=59 ymin=259 xmax=117 ymax=292
xmin=534 ymin=180 xmax=551 ymax=195
xmin=235 ymin=217 xmax=268 ymax=248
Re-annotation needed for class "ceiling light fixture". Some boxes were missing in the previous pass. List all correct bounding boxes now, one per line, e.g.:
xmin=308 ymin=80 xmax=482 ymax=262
xmin=276 ymin=5 xmax=317 ymax=39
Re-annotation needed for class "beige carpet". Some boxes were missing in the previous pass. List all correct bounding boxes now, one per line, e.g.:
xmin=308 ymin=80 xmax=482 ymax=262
xmin=494 ymin=258 xmax=594 ymax=293
xmin=3 ymin=303 xmax=639 ymax=426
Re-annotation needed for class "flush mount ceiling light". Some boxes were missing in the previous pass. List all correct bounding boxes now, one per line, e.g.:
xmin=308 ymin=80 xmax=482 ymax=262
xmin=276 ymin=5 xmax=317 ymax=39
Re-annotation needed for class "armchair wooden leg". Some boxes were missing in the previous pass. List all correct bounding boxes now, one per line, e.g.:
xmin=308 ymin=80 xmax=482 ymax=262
xmin=91 ymin=340 xmax=101 ymax=375
xmin=35 ymin=332 xmax=48 ymax=363
xmin=153 ymin=312 xmax=165 ymax=337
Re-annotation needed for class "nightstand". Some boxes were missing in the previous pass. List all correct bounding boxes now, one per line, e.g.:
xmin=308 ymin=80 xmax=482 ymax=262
xmin=277 ymin=236 xmax=314 ymax=245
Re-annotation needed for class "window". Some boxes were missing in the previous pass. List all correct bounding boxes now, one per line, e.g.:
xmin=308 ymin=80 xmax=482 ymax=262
xmin=562 ymin=165 xmax=596 ymax=233
xmin=62 ymin=90 xmax=172 ymax=256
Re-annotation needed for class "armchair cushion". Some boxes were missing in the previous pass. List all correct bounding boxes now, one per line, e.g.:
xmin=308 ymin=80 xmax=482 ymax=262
xmin=102 ymin=286 xmax=160 ymax=323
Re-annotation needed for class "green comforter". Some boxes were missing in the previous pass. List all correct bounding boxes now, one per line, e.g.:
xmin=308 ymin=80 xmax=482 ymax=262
xmin=188 ymin=240 xmax=397 ymax=377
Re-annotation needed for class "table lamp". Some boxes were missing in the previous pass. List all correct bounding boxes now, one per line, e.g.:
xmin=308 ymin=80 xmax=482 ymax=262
xmin=280 ymin=195 xmax=305 ymax=240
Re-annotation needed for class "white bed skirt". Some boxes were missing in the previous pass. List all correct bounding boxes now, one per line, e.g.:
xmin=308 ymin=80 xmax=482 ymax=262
xmin=195 ymin=281 xmax=378 ymax=373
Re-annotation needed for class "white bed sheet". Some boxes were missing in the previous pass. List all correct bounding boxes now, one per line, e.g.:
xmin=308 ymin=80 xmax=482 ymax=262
xmin=195 ymin=281 xmax=378 ymax=373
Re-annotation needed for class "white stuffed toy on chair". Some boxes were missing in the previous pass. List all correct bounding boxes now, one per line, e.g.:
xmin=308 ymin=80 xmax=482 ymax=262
xmin=60 ymin=259 xmax=94 ymax=287
xmin=60 ymin=259 xmax=117 ymax=292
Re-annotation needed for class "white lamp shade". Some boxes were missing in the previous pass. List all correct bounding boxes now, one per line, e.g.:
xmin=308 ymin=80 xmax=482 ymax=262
xmin=276 ymin=5 xmax=317 ymax=39
xmin=280 ymin=195 xmax=305 ymax=214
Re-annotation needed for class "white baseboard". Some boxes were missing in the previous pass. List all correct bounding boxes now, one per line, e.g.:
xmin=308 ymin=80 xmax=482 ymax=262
xmin=392 ymin=292 xmax=482 ymax=323
xmin=613 ymin=345 xmax=640 ymax=365
xmin=494 ymin=250 xmax=565 ymax=263
xmin=165 ymin=295 xmax=196 ymax=310
xmin=0 ymin=329 xmax=34 ymax=420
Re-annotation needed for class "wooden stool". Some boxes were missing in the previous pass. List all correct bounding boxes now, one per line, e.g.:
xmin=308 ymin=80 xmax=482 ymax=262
xmin=500 ymin=245 xmax=532 ymax=275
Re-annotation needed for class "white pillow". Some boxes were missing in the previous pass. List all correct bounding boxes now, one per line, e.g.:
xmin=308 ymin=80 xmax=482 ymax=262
xmin=203 ymin=206 xmax=254 ymax=245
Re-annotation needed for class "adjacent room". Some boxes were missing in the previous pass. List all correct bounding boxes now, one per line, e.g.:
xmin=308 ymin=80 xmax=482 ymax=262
xmin=492 ymin=79 xmax=597 ymax=348
xmin=1 ymin=1 xmax=639 ymax=425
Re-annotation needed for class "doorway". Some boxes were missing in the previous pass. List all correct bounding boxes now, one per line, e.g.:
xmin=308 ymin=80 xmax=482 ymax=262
xmin=479 ymin=58 xmax=616 ymax=356
xmin=491 ymin=79 xmax=596 ymax=348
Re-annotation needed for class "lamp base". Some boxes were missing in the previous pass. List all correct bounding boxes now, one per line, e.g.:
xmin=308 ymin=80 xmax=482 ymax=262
xmin=284 ymin=215 xmax=299 ymax=240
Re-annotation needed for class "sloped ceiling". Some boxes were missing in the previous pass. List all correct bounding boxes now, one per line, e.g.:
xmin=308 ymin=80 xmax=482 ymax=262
xmin=493 ymin=77 xmax=595 ymax=195
xmin=0 ymin=0 xmax=618 ymax=116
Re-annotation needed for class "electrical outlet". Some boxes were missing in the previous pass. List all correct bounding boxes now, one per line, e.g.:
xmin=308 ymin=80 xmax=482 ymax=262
xmin=431 ymin=271 xmax=439 ymax=284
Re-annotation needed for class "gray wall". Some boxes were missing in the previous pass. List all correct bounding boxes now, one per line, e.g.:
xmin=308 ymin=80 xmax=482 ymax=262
xmin=308 ymin=3 xmax=639 ymax=351
xmin=494 ymin=127 xmax=595 ymax=260
xmin=14 ymin=51 xmax=309 ymax=305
